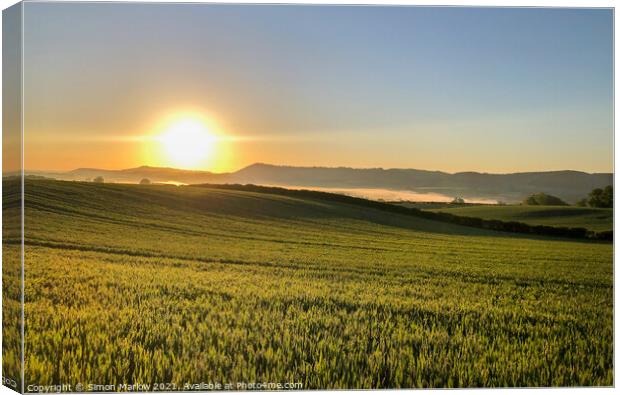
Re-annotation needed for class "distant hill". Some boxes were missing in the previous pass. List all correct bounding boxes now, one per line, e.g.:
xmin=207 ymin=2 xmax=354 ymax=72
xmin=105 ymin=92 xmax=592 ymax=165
xmin=24 ymin=163 xmax=613 ymax=203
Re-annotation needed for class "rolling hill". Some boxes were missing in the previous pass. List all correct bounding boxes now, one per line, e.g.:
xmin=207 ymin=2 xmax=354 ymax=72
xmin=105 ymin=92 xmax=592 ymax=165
xmin=24 ymin=163 xmax=613 ymax=203
xmin=4 ymin=178 xmax=613 ymax=387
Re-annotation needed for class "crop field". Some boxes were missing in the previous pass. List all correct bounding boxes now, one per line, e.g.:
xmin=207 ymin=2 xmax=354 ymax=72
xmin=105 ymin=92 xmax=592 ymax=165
xmin=425 ymin=205 xmax=613 ymax=232
xmin=6 ymin=178 xmax=613 ymax=389
xmin=3 ymin=178 xmax=22 ymax=392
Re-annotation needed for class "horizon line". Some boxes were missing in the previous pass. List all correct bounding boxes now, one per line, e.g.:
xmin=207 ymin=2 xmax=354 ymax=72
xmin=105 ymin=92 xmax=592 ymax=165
xmin=15 ymin=162 xmax=615 ymax=176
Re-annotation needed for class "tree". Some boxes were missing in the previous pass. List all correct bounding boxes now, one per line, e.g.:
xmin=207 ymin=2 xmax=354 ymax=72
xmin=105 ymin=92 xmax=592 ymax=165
xmin=523 ymin=192 xmax=567 ymax=206
xmin=93 ymin=176 xmax=104 ymax=183
xmin=451 ymin=197 xmax=465 ymax=204
xmin=139 ymin=178 xmax=151 ymax=185
xmin=576 ymin=198 xmax=588 ymax=207
xmin=588 ymin=185 xmax=612 ymax=208
xmin=603 ymin=185 xmax=613 ymax=207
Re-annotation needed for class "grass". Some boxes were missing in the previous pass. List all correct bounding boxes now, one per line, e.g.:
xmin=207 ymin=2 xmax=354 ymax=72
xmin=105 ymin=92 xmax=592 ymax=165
xmin=426 ymin=205 xmax=613 ymax=232
xmin=3 ymin=178 xmax=23 ymax=392
xmin=5 ymin=178 xmax=613 ymax=389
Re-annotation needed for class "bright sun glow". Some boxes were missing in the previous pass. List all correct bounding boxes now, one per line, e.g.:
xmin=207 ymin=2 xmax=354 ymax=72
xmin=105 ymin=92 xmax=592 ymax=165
xmin=158 ymin=118 xmax=216 ymax=169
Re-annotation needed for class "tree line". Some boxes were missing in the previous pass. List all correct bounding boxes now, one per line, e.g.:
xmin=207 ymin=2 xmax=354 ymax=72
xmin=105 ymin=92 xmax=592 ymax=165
xmin=522 ymin=186 xmax=613 ymax=209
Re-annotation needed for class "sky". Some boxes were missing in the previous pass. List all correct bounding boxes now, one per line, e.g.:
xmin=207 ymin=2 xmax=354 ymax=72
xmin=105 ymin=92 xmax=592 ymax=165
xmin=20 ymin=3 xmax=613 ymax=173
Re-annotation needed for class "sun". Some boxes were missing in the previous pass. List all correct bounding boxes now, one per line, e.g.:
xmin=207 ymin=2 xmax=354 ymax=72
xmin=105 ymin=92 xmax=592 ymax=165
xmin=157 ymin=118 xmax=216 ymax=169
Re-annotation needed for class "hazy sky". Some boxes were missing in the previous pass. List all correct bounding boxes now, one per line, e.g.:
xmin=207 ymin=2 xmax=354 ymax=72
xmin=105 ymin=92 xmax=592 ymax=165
xmin=22 ymin=3 xmax=613 ymax=173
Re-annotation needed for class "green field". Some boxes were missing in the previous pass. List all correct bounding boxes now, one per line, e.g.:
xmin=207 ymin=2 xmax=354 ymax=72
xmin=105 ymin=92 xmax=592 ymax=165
xmin=7 ymin=179 xmax=613 ymax=389
xmin=425 ymin=205 xmax=613 ymax=232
